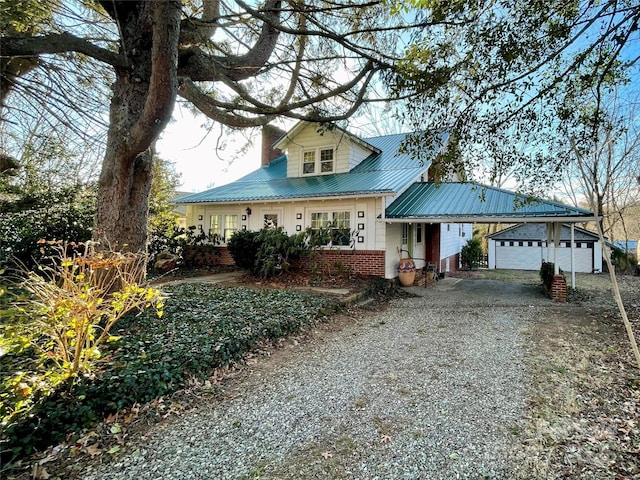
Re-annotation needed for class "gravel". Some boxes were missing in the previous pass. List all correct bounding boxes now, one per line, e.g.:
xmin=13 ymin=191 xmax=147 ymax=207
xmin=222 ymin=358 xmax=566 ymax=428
xmin=82 ymin=278 xmax=550 ymax=480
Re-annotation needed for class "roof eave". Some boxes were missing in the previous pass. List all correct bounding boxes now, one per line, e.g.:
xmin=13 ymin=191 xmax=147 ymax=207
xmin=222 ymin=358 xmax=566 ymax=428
xmin=381 ymin=215 xmax=599 ymax=224
xmin=177 ymin=191 xmax=396 ymax=205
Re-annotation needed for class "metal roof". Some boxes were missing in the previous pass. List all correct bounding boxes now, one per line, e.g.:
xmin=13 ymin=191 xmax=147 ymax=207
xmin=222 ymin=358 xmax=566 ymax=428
xmin=385 ymin=182 xmax=595 ymax=222
xmin=175 ymin=133 xmax=428 ymax=204
xmin=487 ymin=223 xmax=600 ymax=241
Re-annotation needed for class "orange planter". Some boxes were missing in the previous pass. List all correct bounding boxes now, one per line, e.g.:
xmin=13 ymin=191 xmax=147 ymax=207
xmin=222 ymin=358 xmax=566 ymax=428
xmin=397 ymin=258 xmax=416 ymax=287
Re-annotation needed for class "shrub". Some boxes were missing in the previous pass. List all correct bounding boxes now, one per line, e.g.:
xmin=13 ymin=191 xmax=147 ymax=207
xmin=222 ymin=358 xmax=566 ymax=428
xmin=149 ymin=226 xmax=222 ymax=270
xmin=540 ymin=261 xmax=560 ymax=290
xmin=461 ymin=237 xmax=483 ymax=269
xmin=7 ymin=243 xmax=163 ymax=378
xmin=611 ymin=246 xmax=638 ymax=274
xmin=227 ymin=229 xmax=260 ymax=270
xmin=0 ymin=186 xmax=95 ymax=270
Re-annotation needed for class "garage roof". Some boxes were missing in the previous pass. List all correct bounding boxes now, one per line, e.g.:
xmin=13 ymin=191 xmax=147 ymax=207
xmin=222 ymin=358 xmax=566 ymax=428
xmin=385 ymin=182 xmax=596 ymax=223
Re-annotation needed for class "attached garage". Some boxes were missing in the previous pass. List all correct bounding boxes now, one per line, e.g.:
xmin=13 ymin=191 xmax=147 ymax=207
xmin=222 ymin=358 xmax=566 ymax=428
xmin=488 ymin=223 xmax=603 ymax=273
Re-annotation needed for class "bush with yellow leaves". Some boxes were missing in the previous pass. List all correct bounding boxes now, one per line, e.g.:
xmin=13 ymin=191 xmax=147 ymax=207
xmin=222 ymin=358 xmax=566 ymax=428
xmin=15 ymin=242 xmax=163 ymax=378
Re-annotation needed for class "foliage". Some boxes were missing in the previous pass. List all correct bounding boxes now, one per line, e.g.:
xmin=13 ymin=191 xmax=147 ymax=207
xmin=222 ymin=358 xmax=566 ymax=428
xmin=611 ymin=247 xmax=638 ymax=275
xmin=392 ymin=1 xmax=639 ymax=195
xmin=227 ymin=227 xmax=311 ymax=278
xmin=0 ymin=185 xmax=96 ymax=270
xmin=0 ymin=283 xmax=340 ymax=462
xmin=5 ymin=243 xmax=162 ymax=378
xmin=148 ymin=226 xmax=223 ymax=270
xmin=253 ymin=227 xmax=311 ymax=278
xmin=226 ymin=229 xmax=260 ymax=270
xmin=148 ymin=157 xmax=182 ymax=239
xmin=460 ymin=237 xmax=483 ymax=270
xmin=540 ymin=262 xmax=560 ymax=291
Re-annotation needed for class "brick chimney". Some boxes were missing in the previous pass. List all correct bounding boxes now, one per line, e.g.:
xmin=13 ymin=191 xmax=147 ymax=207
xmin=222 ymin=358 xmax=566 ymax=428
xmin=261 ymin=124 xmax=287 ymax=166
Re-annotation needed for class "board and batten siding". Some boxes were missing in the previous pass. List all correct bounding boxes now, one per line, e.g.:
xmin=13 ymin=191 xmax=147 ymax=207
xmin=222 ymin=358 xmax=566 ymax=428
xmin=184 ymin=197 xmax=382 ymax=252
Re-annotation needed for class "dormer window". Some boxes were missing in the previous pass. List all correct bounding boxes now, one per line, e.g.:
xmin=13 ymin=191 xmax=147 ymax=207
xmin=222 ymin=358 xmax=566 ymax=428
xmin=302 ymin=147 xmax=334 ymax=175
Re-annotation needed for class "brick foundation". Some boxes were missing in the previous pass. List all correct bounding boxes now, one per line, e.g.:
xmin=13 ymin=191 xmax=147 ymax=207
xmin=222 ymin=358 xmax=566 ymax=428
xmin=181 ymin=246 xmax=386 ymax=277
xmin=183 ymin=246 xmax=235 ymax=267
xmin=550 ymin=274 xmax=567 ymax=302
xmin=298 ymin=249 xmax=386 ymax=277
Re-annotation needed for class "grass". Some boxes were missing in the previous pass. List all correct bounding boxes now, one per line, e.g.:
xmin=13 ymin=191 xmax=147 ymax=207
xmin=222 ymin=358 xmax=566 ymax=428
xmin=0 ymin=283 xmax=341 ymax=471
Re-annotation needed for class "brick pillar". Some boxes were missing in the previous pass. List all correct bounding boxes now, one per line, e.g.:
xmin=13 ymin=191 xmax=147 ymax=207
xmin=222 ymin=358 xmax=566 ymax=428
xmin=550 ymin=274 xmax=567 ymax=302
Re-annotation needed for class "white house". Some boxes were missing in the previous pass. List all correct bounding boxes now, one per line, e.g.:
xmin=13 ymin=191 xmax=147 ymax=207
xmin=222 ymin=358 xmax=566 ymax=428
xmin=175 ymin=122 xmax=471 ymax=279
xmin=175 ymin=122 xmax=597 ymax=283
xmin=487 ymin=223 xmax=603 ymax=273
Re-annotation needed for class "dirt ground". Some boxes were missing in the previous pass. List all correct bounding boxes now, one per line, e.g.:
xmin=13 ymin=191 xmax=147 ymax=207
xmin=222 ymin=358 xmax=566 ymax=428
xmin=501 ymin=271 xmax=640 ymax=479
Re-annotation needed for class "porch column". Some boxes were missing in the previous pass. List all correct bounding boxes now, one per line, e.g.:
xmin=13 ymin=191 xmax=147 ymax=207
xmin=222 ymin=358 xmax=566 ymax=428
xmin=553 ymin=222 xmax=561 ymax=275
xmin=570 ymin=223 xmax=575 ymax=289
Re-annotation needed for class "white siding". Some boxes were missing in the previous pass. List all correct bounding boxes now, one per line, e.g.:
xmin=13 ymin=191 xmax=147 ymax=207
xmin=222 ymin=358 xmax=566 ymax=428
xmin=489 ymin=239 xmax=598 ymax=273
xmin=186 ymin=197 xmax=381 ymax=251
xmin=349 ymin=142 xmax=373 ymax=170
xmin=440 ymin=223 xmax=471 ymax=269
xmin=283 ymin=123 xmax=366 ymax=177
xmin=385 ymin=223 xmax=403 ymax=278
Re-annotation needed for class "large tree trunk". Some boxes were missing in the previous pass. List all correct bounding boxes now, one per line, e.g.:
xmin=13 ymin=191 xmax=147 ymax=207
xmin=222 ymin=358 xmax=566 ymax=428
xmin=94 ymin=0 xmax=180 ymax=252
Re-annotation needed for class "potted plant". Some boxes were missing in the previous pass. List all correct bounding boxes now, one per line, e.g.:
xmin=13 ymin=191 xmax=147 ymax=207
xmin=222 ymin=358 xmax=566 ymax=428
xmin=397 ymin=257 xmax=416 ymax=287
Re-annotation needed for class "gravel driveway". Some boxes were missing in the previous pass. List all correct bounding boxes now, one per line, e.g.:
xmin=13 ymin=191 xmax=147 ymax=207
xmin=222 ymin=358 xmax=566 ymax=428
xmin=83 ymin=278 xmax=550 ymax=480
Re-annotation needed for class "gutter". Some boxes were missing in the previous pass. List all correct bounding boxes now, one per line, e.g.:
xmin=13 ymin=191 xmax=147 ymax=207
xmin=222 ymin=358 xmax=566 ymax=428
xmin=380 ymin=215 xmax=599 ymax=224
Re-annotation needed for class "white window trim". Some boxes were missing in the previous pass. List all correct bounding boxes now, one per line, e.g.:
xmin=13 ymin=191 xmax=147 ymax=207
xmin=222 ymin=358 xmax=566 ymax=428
xmin=308 ymin=208 xmax=354 ymax=248
xmin=260 ymin=208 xmax=282 ymax=229
xmin=209 ymin=212 xmax=240 ymax=244
xmin=301 ymin=146 xmax=335 ymax=176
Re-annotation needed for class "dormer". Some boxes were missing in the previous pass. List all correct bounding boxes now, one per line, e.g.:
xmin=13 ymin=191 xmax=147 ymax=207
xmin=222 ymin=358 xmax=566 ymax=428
xmin=273 ymin=122 xmax=381 ymax=178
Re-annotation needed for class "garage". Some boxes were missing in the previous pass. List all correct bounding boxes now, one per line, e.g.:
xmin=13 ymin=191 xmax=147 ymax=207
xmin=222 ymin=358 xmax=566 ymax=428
xmin=488 ymin=223 xmax=603 ymax=273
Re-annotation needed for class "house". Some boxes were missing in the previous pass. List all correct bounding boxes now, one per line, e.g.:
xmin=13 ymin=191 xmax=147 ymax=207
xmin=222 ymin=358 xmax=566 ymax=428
xmin=175 ymin=122 xmax=471 ymax=279
xmin=175 ymin=122 xmax=598 ymax=288
xmin=487 ymin=223 xmax=604 ymax=273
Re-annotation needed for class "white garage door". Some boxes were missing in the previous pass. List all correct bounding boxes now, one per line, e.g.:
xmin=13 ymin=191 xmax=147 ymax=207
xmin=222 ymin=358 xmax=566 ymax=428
xmin=495 ymin=242 xmax=594 ymax=273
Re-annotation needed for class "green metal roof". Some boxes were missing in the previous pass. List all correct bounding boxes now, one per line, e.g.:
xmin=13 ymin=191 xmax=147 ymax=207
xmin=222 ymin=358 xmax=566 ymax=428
xmin=385 ymin=182 xmax=595 ymax=221
xmin=175 ymin=133 xmax=432 ymax=204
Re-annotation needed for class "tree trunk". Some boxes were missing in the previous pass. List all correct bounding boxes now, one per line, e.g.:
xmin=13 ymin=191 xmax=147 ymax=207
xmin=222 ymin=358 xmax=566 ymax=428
xmin=94 ymin=1 xmax=181 ymax=252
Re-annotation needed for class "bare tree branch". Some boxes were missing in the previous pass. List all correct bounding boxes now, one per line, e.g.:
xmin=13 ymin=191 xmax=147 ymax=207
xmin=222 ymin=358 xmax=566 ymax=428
xmin=1 ymin=33 xmax=126 ymax=68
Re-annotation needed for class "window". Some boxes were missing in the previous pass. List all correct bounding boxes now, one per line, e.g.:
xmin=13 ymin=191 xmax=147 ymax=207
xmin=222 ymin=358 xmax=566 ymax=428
xmin=224 ymin=215 xmax=238 ymax=240
xmin=416 ymin=223 xmax=423 ymax=244
xmin=210 ymin=214 xmax=237 ymax=242
xmin=311 ymin=211 xmax=351 ymax=246
xmin=311 ymin=212 xmax=329 ymax=230
xmin=302 ymin=148 xmax=334 ymax=175
xmin=320 ymin=149 xmax=334 ymax=172
xmin=303 ymin=151 xmax=315 ymax=174
xmin=401 ymin=224 xmax=409 ymax=245
xmin=210 ymin=215 xmax=222 ymax=237
xmin=264 ymin=214 xmax=278 ymax=228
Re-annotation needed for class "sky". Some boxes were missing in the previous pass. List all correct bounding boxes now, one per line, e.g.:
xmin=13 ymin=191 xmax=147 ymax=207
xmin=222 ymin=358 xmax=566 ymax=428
xmin=156 ymin=104 xmax=266 ymax=193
